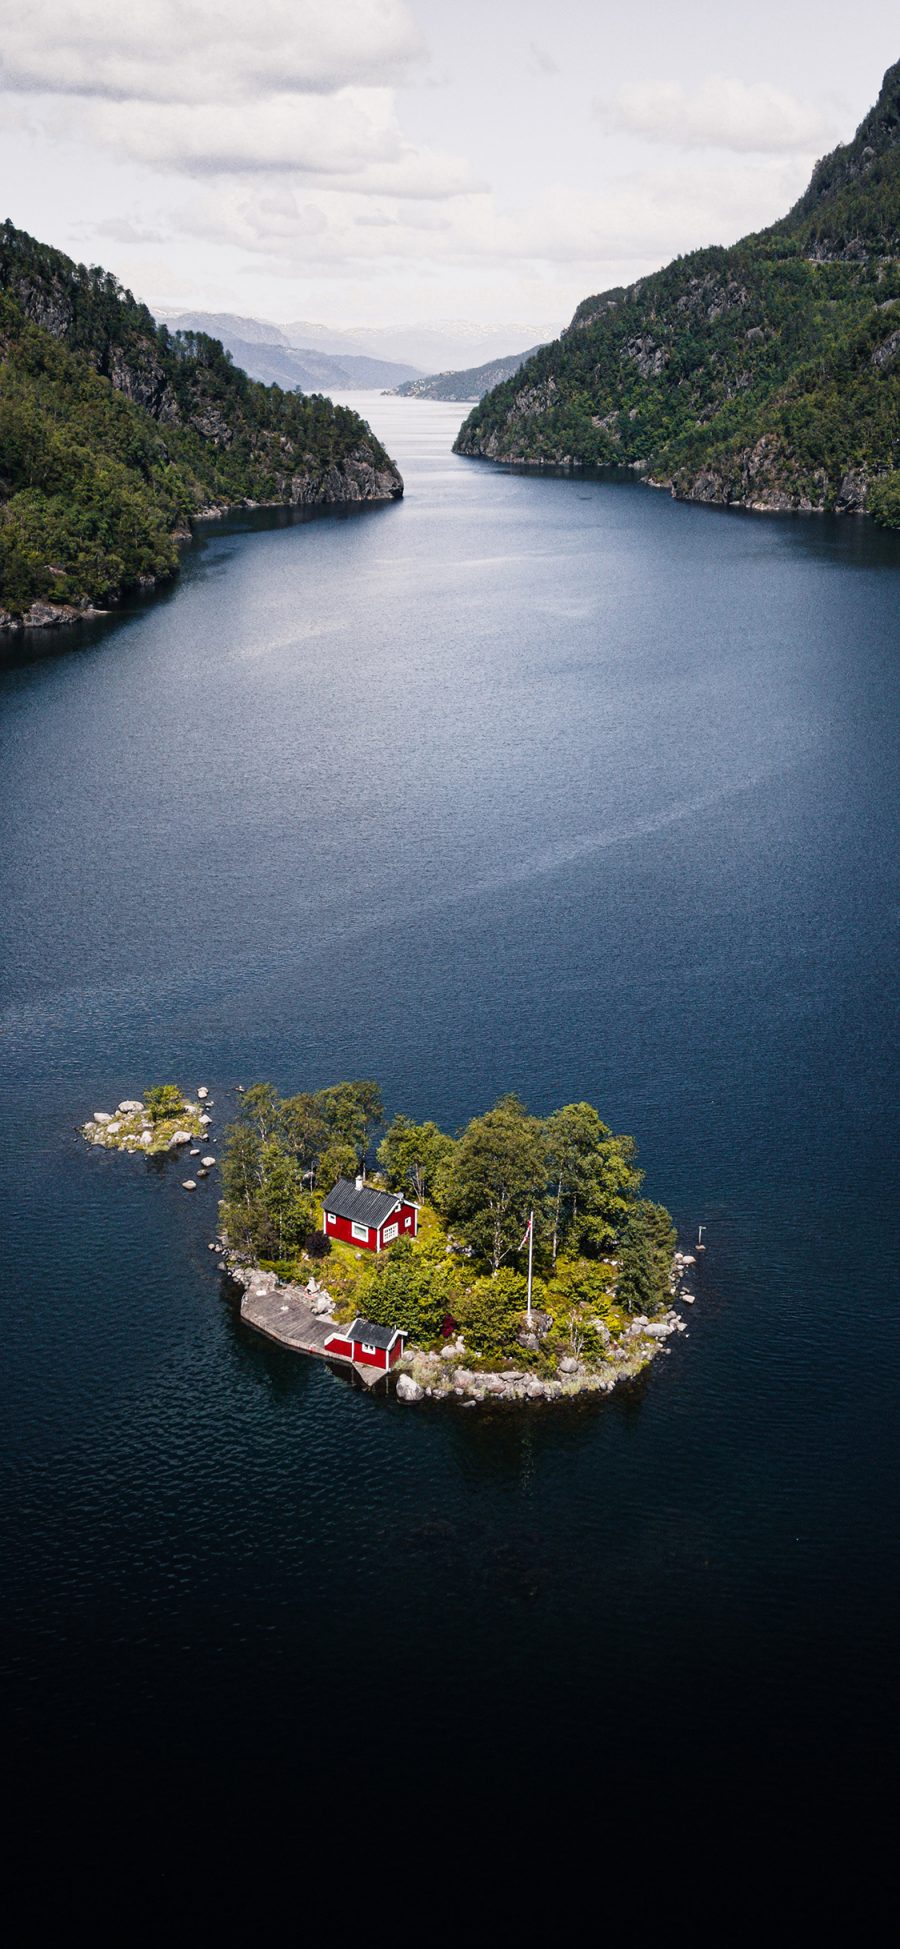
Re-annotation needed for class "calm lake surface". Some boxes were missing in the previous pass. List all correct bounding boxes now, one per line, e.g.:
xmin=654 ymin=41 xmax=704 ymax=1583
xmin=2 ymin=395 xmax=899 ymax=1817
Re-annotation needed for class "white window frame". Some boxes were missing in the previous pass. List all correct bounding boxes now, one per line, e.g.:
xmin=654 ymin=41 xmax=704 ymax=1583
xmin=324 ymin=1211 xmax=333 ymax=1226
xmin=351 ymin=1221 xmax=370 ymax=1242
xmin=361 ymin=1342 xmax=378 ymax=1356
xmin=382 ymin=1222 xmax=398 ymax=1244
xmin=404 ymin=1215 xmax=412 ymax=1227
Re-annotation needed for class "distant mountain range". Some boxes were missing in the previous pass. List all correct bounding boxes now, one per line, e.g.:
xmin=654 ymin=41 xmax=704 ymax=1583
xmin=393 ymin=346 xmax=548 ymax=402
xmin=155 ymin=313 xmax=421 ymax=392
xmin=456 ymin=58 xmax=900 ymax=528
xmin=155 ymin=311 xmax=563 ymax=394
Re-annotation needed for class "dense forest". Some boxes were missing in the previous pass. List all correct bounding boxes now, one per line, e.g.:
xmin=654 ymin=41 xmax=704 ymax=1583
xmin=0 ymin=222 xmax=402 ymax=622
xmin=456 ymin=60 xmax=900 ymax=526
xmin=219 ymin=1080 xmax=676 ymax=1364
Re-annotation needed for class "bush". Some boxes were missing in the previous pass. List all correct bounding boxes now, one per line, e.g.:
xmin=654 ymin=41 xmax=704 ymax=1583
xmin=455 ymin=1268 xmax=528 ymax=1358
xmin=144 ymin=1083 xmax=184 ymax=1122
xmin=305 ymin=1229 xmax=331 ymax=1259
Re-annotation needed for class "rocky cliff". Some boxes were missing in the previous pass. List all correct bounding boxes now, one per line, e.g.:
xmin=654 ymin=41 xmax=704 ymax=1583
xmin=455 ymin=61 xmax=900 ymax=527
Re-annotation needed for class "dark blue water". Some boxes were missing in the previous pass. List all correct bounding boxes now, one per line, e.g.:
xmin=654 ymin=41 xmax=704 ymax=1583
xmin=2 ymin=397 xmax=899 ymax=1837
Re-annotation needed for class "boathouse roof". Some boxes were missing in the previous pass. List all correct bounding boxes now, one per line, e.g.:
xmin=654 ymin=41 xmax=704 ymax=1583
xmin=348 ymin=1317 xmax=404 ymax=1351
xmin=323 ymin=1177 xmax=402 ymax=1228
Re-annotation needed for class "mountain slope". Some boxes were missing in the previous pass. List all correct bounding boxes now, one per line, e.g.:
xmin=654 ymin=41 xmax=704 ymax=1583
xmin=394 ymin=345 xmax=546 ymax=401
xmin=455 ymin=61 xmax=900 ymax=527
xmin=0 ymin=223 xmax=403 ymax=626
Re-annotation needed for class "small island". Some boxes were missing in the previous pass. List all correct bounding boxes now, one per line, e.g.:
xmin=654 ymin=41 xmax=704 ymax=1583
xmin=215 ymin=1080 xmax=689 ymax=1405
xmin=83 ymin=1076 xmax=694 ymax=1405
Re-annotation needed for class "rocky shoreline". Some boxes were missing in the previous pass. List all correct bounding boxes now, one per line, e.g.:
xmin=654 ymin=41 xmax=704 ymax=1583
xmin=224 ymin=1256 xmax=690 ymax=1408
xmin=1 ymin=466 xmax=402 ymax=633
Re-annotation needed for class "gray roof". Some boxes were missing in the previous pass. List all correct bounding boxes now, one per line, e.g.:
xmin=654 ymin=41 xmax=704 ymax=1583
xmin=323 ymin=1178 xmax=400 ymax=1229
xmin=349 ymin=1317 xmax=404 ymax=1350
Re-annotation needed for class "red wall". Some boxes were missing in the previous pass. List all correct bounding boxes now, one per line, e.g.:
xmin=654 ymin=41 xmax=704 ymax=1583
xmin=352 ymin=1339 xmax=388 ymax=1369
xmin=324 ymin=1334 xmax=353 ymax=1359
xmin=322 ymin=1201 xmax=418 ymax=1253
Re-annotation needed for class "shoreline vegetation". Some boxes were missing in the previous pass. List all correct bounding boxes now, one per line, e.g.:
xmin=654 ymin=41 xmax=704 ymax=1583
xmin=0 ymin=221 xmax=403 ymax=632
xmin=86 ymin=1078 xmax=694 ymax=1407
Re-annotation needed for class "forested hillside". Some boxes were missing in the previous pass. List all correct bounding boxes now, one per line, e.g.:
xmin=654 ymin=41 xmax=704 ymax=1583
xmin=0 ymin=223 xmax=403 ymax=625
xmin=456 ymin=60 xmax=900 ymax=527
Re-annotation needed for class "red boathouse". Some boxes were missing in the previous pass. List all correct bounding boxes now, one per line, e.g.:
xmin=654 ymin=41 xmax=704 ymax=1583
xmin=322 ymin=1177 xmax=418 ymax=1254
xmin=323 ymin=1317 xmax=407 ymax=1372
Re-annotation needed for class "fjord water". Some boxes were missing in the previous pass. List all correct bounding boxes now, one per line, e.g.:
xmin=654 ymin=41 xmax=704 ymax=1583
xmin=2 ymin=395 xmax=898 ymax=1820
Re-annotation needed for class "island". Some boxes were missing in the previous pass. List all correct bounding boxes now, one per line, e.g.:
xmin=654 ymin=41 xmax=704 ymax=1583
xmin=86 ymin=1077 xmax=694 ymax=1406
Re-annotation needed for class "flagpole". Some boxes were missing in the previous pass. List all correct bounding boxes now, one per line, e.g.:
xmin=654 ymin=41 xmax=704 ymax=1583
xmin=526 ymin=1208 xmax=534 ymax=1326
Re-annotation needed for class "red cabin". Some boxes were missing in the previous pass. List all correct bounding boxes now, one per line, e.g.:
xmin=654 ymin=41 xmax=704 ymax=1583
xmin=321 ymin=1177 xmax=419 ymax=1254
xmin=323 ymin=1317 xmax=407 ymax=1371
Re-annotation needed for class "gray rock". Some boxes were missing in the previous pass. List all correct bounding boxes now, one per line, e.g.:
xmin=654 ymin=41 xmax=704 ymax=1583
xmin=197 ymin=1087 xmax=209 ymax=1099
xmin=106 ymin=1120 xmax=121 ymax=1135
xmin=94 ymin=1112 xmax=112 ymax=1124
xmin=202 ymin=1156 xmax=216 ymax=1168
xmin=396 ymin=1374 xmax=424 ymax=1402
xmin=118 ymin=1100 xmax=143 ymax=1114
xmin=139 ymin=1131 xmax=152 ymax=1147
xmin=169 ymin=1129 xmax=193 ymax=1146
xmin=182 ymin=1179 xmax=197 ymax=1191
xmin=559 ymin=1356 xmax=581 ymax=1374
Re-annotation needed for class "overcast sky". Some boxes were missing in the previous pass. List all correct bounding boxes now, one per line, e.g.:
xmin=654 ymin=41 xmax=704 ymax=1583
xmin=0 ymin=1 xmax=896 ymax=331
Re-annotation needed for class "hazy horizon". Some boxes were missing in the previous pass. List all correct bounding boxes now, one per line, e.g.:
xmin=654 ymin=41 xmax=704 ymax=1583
xmin=1 ymin=3 xmax=896 ymax=336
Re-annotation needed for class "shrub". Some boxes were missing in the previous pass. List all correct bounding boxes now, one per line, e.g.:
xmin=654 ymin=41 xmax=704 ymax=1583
xmin=144 ymin=1083 xmax=184 ymax=1122
xmin=305 ymin=1229 xmax=331 ymax=1259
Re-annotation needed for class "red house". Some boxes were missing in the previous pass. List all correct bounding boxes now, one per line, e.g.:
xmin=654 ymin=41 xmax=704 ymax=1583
xmin=321 ymin=1177 xmax=418 ymax=1254
xmin=323 ymin=1318 xmax=407 ymax=1372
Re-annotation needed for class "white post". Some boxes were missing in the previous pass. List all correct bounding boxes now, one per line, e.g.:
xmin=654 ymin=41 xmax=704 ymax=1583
xmin=526 ymin=1209 xmax=534 ymax=1327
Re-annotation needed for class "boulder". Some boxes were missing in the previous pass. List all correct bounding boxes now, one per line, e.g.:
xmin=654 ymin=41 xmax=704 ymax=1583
xmin=397 ymin=1375 xmax=424 ymax=1402
xmin=559 ymin=1356 xmax=581 ymax=1374
xmin=169 ymin=1129 xmax=193 ymax=1146
xmin=94 ymin=1112 xmax=111 ymax=1124
xmin=118 ymin=1100 xmax=143 ymax=1114
xmin=202 ymin=1156 xmax=216 ymax=1168
xmin=197 ymin=1087 xmax=209 ymax=1100
xmin=106 ymin=1121 xmax=121 ymax=1135
xmin=182 ymin=1179 xmax=197 ymax=1191
xmin=139 ymin=1131 xmax=152 ymax=1147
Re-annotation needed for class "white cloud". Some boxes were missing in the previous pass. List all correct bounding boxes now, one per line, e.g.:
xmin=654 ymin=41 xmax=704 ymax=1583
xmin=528 ymin=43 xmax=560 ymax=78
xmin=0 ymin=1 xmax=424 ymax=102
xmin=603 ymin=75 xmax=836 ymax=153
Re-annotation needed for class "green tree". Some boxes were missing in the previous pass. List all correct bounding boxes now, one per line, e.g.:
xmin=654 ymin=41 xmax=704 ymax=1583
xmin=280 ymin=1092 xmax=328 ymax=1175
xmin=318 ymin=1140 xmax=358 ymax=1195
xmin=144 ymin=1083 xmax=184 ymax=1122
xmin=455 ymin=1268 xmax=527 ymax=1357
xmin=616 ymin=1201 xmax=675 ymax=1315
xmin=316 ymin=1080 xmax=384 ymax=1167
xmin=377 ymin=1114 xmax=455 ymax=1205
xmin=436 ymin=1095 xmax=546 ymax=1272
xmin=258 ymin=1141 xmax=315 ymax=1258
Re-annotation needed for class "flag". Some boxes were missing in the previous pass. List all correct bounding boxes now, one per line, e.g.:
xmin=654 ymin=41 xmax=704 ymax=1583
xmin=518 ymin=1215 xmax=533 ymax=1252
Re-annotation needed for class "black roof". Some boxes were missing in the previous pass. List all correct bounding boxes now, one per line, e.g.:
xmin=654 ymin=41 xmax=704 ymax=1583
xmin=323 ymin=1178 xmax=400 ymax=1228
xmin=349 ymin=1317 xmax=403 ymax=1350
